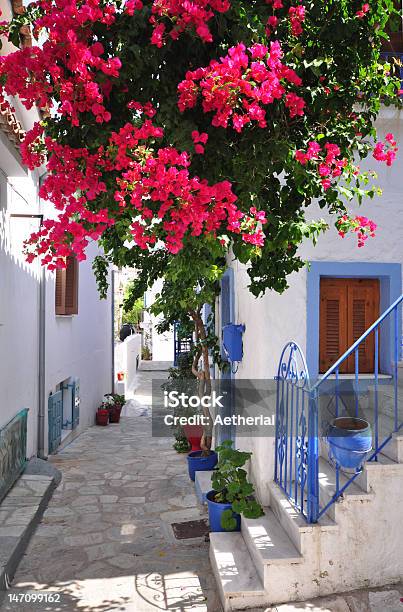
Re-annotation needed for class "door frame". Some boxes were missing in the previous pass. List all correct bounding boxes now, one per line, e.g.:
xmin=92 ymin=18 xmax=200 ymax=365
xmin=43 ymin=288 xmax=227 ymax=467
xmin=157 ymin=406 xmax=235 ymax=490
xmin=307 ymin=262 xmax=402 ymax=379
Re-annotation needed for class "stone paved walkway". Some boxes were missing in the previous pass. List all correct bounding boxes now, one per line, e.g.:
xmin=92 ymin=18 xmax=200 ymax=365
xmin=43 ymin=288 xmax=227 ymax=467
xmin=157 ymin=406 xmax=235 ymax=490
xmin=1 ymin=367 xmax=403 ymax=612
xmin=1 ymin=368 xmax=221 ymax=612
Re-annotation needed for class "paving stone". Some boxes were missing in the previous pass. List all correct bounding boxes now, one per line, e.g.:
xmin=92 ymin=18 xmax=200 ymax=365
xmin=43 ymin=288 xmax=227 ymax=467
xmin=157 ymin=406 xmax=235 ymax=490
xmin=5 ymin=368 xmax=399 ymax=612
xmin=369 ymin=590 xmax=403 ymax=612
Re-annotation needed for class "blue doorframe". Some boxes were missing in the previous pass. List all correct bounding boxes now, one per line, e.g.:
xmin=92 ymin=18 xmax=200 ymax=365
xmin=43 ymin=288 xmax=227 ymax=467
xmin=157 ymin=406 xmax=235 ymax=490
xmin=306 ymin=261 xmax=402 ymax=379
xmin=217 ymin=268 xmax=236 ymax=444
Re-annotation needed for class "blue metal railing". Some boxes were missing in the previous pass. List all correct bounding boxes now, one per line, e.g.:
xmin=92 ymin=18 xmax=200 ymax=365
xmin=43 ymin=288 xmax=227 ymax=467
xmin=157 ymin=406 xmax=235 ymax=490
xmin=173 ymin=322 xmax=193 ymax=367
xmin=380 ymin=51 xmax=403 ymax=96
xmin=0 ymin=409 xmax=28 ymax=504
xmin=275 ymin=295 xmax=403 ymax=523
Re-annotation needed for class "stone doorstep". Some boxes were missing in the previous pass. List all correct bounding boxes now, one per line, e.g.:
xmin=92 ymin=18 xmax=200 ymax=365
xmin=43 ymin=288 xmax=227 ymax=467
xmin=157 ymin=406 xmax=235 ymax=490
xmin=0 ymin=466 xmax=59 ymax=590
xmin=194 ymin=470 xmax=214 ymax=505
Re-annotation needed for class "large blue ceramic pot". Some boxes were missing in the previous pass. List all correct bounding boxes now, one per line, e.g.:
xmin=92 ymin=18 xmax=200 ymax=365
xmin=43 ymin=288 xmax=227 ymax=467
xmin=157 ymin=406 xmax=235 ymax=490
xmin=328 ymin=417 xmax=372 ymax=470
xmin=187 ymin=450 xmax=217 ymax=481
xmin=206 ymin=490 xmax=241 ymax=532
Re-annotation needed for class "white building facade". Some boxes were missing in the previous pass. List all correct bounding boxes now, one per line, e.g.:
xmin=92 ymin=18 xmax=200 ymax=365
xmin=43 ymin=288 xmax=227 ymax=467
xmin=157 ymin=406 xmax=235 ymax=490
xmin=0 ymin=0 xmax=112 ymax=473
xmin=209 ymin=109 xmax=403 ymax=608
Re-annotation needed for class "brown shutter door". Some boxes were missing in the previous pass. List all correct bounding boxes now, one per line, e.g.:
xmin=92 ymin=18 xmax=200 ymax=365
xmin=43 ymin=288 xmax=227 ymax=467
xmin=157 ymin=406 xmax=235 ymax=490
xmin=64 ymin=256 xmax=79 ymax=315
xmin=319 ymin=279 xmax=348 ymax=373
xmin=346 ymin=279 xmax=379 ymax=373
xmin=55 ymin=268 xmax=66 ymax=315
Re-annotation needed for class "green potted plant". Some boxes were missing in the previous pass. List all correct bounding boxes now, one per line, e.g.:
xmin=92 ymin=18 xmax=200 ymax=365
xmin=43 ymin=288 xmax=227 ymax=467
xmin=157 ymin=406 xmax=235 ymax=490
xmin=173 ymin=434 xmax=191 ymax=453
xmin=104 ymin=393 xmax=125 ymax=423
xmin=207 ymin=440 xmax=264 ymax=532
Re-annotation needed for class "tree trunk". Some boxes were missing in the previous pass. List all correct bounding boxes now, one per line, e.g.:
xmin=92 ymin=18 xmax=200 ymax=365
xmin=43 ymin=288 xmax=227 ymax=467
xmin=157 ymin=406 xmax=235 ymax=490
xmin=190 ymin=310 xmax=213 ymax=455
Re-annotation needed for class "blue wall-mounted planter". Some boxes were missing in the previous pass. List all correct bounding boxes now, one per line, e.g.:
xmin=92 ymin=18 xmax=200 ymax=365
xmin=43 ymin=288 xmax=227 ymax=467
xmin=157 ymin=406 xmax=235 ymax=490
xmin=222 ymin=324 xmax=245 ymax=362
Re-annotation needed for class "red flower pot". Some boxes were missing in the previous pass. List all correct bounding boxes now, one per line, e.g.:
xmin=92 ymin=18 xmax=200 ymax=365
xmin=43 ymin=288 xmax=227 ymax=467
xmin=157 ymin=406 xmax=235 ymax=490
xmin=109 ymin=405 xmax=122 ymax=423
xmin=96 ymin=409 xmax=109 ymax=426
xmin=183 ymin=425 xmax=203 ymax=452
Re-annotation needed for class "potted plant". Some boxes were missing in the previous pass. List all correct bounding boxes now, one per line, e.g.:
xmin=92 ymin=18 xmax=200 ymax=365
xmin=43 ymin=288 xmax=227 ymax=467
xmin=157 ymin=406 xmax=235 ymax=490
xmin=173 ymin=434 xmax=191 ymax=453
xmin=207 ymin=440 xmax=264 ymax=532
xmin=182 ymin=424 xmax=203 ymax=452
xmin=188 ymin=448 xmax=218 ymax=481
xmin=162 ymin=353 xmax=203 ymax=453
xmin=96 ymin=406 xmax=109 ymax=426
xmin=104 ymin=393 xmax=125 ymax=423
xmin=327 ymin=416 xmax=372 ymax=470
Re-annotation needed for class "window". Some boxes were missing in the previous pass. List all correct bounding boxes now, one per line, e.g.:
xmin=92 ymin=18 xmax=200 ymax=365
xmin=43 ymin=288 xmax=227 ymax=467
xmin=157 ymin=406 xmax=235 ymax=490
xmin=55 ymin=256 xmax=79 ymax=315
xmin=319 ymin=278 xmax=380 ymax=374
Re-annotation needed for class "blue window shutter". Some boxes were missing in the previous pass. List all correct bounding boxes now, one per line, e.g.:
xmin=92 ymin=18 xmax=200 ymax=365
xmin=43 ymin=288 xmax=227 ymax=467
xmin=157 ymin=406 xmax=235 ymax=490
xmin=48 ymin=391 xmax=63 ymax=454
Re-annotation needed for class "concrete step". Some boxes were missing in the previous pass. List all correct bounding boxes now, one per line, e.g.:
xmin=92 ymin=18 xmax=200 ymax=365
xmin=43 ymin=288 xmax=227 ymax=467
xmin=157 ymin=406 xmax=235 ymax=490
xmin=194 ymin=470 xmax=213 ymax=504
xmin=241 ymin=507 xmax=302 ymax=584
xmin=268 ymin=481 xmax=337 ymax=555
xmin=317 ymin=457 xmax=373 ymax=520
xmin=0 ymin=471 xmax=58 ymax=590
xmin=355 ymin=451 xmax=403 ymax=491
xmin=209 ymin=532 xmax=266 ymax=611
xmin=380 ymin=433 xmax=403 ymax=463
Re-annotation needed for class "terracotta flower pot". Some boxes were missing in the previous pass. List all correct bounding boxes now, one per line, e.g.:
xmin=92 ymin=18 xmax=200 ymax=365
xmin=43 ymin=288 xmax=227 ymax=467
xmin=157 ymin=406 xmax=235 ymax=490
xmin=96 ymin=409 xmax=109 ymax=426
xmin=109 ymin=405 xmax=122 ymax=423
xmin=183 ymin=424 xmax=203 ymax=452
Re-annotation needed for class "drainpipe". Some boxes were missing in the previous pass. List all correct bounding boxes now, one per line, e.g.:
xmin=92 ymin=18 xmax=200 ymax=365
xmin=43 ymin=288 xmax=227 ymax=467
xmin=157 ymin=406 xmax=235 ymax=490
xmin=37 ymin=262 xmax=46 ymax=459
xmin=111 ymin=268 xmax=115 ymax=392
xmin=37 ymin=172 xmax=47 ymax=459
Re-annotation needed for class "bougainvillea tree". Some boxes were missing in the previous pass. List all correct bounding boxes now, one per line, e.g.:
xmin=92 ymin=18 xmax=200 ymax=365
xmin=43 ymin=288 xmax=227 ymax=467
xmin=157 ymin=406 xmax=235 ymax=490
xmin=0 ymin=0 xmax=400 ymax=450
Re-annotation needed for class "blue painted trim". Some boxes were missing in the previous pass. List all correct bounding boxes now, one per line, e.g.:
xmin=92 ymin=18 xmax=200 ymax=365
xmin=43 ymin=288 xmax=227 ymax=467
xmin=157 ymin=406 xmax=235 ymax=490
xmin=218 ymin=268 xmax=236 ymax=444
xmin=306 ymin=262 xmax=402 ymax=379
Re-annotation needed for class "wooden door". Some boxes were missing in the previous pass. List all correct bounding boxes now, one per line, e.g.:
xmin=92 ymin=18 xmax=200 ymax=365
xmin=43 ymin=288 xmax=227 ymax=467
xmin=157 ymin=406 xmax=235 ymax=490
xmin=319 ymin=278 xmax=379 ymax=374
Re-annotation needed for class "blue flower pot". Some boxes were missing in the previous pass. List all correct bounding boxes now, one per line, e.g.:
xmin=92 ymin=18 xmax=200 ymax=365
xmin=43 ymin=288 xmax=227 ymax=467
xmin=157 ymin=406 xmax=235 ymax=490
xmin=328 ymin=417 xmax=372 ymax=470
xmin=187 ymin=450 xmax=218 ymax=481
xmin=206 ymin=490 xmax=241 ymax=532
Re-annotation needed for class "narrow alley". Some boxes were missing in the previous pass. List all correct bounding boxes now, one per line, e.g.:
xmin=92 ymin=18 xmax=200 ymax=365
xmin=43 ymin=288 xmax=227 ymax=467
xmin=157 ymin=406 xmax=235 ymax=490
xmin=1 ymin=367 xmax=221 ymax=612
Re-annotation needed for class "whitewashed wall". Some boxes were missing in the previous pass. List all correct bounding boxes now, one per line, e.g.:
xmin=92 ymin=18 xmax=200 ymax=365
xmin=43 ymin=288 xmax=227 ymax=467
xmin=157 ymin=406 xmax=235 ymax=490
xmin=0 ymin=171 xmax=41 ymax=458
xmin=227 ymin=107 xmax=403 ymax=503
xmin=232 ymin=107 xmax=403 ymax=380
xmin=144 ymin=278 xmax=174 ymax=362
xmin=114 ymin=333 xmax=141 ymax=397
xmin=44 ymin=240 xmax=112 ymax=449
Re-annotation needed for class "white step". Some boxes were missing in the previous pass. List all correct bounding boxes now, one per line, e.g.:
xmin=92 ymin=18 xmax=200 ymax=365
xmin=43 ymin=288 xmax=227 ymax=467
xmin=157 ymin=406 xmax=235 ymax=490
xmin=268 ymin=480 xmax=337 ymax=554
xmin=241 ymin=508 xmax=302 ymax=583
xmin=381 ymin=433 xmax=403 ymax=463
xmin=194 ymin=470 xmax=213 ymax=504
xmin=317 ymin=457 xmax=373 ymax=520
xmin=209 ymin=532 xmax=266 ymax=611
xmin=354 ymin=451 xmax=403 ymax=491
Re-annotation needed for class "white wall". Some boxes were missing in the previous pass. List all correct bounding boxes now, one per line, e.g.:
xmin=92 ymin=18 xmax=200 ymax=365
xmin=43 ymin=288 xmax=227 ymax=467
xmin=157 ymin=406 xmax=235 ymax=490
xmin=44 ymin=240 xmax=112 ymax=450
xmin=232 ymin=107 xmax=403 ymax=381
xmin=226 ymin=107 xmax=403 ymax=503
xmin=144 ymin=278 xmax=174 ymax=362
xmin=0 ymin=170 xmax=41 ymax=458
xmin=114 ymin=333 xmax=141 ymax=397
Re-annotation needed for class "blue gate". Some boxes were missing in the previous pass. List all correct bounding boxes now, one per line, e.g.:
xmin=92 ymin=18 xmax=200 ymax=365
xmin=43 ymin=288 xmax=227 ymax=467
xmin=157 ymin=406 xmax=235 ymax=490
xmin=275 ymin=342 xmax=316 ymax=521
xmin=275 ymin=294 xmax=403 ymax=523
xmin=174 ymin=322 xmax=193 ymax=366
xmin=48 ymin=391 xmax=63 ymax=454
